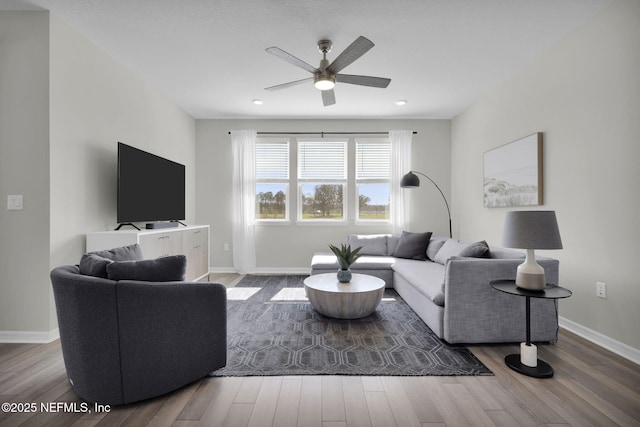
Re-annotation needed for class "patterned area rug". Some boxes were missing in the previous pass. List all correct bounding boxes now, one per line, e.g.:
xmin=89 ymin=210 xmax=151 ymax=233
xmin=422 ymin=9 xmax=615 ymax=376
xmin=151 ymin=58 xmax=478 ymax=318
xmin=210 ymin=275 xmax=492 ymax=376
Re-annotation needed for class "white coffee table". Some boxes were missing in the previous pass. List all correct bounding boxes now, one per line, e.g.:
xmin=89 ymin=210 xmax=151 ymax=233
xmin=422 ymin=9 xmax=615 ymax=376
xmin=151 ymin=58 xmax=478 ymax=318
xmin=303 ymin=273 xmax=385 ymax=319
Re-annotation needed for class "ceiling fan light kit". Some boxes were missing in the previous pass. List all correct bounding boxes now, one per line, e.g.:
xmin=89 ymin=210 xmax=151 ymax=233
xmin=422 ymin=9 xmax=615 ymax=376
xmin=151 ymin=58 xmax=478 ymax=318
xmin=265 ymin=36 xmax=391 ymax=106
xmin=314 ymin=75 xmax=336 ymax=91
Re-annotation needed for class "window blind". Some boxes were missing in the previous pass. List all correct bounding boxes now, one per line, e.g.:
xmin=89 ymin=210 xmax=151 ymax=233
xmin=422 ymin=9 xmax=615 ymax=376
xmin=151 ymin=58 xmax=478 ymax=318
xmin=356 ymin=141 xmax=391 ymax=179
xmin=298 ymin=141 xmax=346 ymax=180
xmin=256 ymin=141 xmax=289 ymax=180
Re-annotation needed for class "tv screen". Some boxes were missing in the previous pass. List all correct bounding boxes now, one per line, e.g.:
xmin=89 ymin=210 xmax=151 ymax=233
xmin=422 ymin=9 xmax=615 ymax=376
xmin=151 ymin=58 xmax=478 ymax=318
xmin=117 ymin=142 xmax=185 ymax=224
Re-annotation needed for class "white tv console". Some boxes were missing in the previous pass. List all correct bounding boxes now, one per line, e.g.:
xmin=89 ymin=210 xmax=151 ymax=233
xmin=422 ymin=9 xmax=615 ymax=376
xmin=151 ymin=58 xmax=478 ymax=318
xmin=86 ymin=225 xmax=210 ymax=281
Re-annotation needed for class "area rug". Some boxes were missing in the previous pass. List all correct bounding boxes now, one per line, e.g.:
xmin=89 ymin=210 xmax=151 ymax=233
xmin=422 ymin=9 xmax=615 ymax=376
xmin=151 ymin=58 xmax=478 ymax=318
xmin=210 ymin=275 xmax=492 ymax=376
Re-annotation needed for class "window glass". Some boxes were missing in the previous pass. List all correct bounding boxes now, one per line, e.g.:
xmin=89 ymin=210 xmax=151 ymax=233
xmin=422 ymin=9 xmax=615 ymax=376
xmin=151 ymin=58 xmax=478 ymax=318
xmin=256 ymin=183 xmax=288 ymax=220
xmin=300 ymin=183 xmax=345 ymax=220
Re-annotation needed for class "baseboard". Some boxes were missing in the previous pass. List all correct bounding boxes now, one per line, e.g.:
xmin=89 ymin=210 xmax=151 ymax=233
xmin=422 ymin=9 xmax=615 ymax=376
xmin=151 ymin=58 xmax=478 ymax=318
xmin=209 ymin=267 xmax=238 ymax=274
xmin=559 ymin=316 xmax=640 ymax=366
xmin=252 ymin=267 xmax=311 ymax=275
xmin=209 ymin=267 xmax=311 ymax=275
xmin=0 ymin=328 xmax=60 ymax=344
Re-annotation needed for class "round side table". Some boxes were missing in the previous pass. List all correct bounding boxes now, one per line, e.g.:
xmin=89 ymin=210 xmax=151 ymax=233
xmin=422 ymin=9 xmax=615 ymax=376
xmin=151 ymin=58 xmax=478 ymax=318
xmin=490 ymin=280 xmax=572 ymax=378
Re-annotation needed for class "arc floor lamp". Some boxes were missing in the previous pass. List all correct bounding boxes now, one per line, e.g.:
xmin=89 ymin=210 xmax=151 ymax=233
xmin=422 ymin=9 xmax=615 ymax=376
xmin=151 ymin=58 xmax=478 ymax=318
xmin=400 ymin=171 xmax=452 ymax=238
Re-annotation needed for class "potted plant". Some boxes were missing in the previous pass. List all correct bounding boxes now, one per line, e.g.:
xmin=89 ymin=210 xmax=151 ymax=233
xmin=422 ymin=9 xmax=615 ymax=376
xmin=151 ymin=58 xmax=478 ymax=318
xmin=328 ymin=243 xmax=362 ymax=283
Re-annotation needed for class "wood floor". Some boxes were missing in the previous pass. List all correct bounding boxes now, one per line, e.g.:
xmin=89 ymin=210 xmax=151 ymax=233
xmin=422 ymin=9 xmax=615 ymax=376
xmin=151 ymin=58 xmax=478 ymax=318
xmin=1 ymin=274 xmax=638 ymax=427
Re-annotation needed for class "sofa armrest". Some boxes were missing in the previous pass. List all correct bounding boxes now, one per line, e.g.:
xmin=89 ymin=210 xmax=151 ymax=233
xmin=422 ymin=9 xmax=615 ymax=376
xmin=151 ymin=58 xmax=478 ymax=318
xmin=50 ymin=266 xmax=124 ymax=404
xmin=116 ymin=281 xmax=227 ymax=404
xmin=443 ymin=257 xmax=559 ymax=343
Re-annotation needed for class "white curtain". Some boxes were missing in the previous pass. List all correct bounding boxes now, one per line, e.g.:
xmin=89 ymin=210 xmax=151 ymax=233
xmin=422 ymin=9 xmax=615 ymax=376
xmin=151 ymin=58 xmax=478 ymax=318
xmin=389 ymin=130 xmax=412 ymax=234
xmin=231 ymin=130 xmax=257 ymax=273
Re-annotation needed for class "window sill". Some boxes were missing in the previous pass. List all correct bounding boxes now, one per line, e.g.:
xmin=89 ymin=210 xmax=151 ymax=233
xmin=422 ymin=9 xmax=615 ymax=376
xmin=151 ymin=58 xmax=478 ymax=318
xmin=255 ymin=221 xmax=291 ymax=226
xmin=295 ymin=220 xmax=349 ymax=226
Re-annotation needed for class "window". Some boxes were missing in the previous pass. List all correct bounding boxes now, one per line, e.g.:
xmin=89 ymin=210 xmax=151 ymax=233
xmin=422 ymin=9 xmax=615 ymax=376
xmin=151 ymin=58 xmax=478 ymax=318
xmin=255 ymin=140 xmax=289 ymax=221
xmin=356 ymin=140 xmax=391 ymax=221
xmin=253 ymin=137 xmax=392 ymax=224
xmin=298 ymin=140 xmax=346 ymax=221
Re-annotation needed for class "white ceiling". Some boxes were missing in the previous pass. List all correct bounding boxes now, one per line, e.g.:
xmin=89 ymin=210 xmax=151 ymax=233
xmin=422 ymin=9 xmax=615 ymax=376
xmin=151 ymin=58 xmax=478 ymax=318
xmin=2 ymin=0 xmax=611 ymax=119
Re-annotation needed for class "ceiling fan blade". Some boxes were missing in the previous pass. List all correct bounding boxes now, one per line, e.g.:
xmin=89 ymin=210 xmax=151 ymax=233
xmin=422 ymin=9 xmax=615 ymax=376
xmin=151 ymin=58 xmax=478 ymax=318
xmin=322 ymin=89 xmax=336 ymax=106
xmin=326 ymin=36 xmax=374 ymax=74
xmin=336 ymin=74 xmax=391 ymax=88
xmin=266 ymin=47 xmax=318 ymax=74
xmin=265 ymin=77 xmax=313 ymax=91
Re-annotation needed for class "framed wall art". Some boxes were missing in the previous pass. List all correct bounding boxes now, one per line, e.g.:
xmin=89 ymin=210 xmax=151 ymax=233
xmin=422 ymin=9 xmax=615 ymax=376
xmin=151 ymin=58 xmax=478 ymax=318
xmin=483 ymin=132 xmax=543 ymax=208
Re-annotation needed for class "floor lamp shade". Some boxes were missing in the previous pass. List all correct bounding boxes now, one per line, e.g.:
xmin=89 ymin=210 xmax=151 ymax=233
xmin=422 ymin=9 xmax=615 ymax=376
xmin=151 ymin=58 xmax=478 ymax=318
xmin=400 ymin=171 xmax=420 ymax=188
xmin=502 ymin=211 xmax=563 ymax=290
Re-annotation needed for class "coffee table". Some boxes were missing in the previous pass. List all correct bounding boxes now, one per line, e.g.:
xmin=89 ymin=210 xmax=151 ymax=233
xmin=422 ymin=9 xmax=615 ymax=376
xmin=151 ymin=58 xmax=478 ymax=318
xmin=303 ymin=273 xmax=385 ymax=319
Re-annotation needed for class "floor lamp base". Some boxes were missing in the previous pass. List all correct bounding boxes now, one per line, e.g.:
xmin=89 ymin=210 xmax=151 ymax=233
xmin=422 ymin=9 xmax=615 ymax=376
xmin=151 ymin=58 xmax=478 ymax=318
xmin=505 ymin=354 xmax=554 ymax=378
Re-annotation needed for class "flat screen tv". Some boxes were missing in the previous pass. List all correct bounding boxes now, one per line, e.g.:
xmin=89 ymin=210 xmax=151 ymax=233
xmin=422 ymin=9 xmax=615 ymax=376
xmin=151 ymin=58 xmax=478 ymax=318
xmin=117 ymin=142 xmax=185 ymax=226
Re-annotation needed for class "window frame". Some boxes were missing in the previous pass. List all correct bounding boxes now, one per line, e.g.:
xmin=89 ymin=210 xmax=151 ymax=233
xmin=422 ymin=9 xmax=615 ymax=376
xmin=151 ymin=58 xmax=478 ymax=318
xmin=355 ymin=138 xmax=391 ymax=223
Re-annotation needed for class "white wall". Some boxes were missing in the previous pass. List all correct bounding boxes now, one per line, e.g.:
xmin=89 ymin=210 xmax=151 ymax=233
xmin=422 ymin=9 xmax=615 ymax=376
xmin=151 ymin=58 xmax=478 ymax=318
xmin=49 ymin=14 xmax=196 ymax=269
xmin=0 ymin=11 xmax=196 ymax=338
xmin=0 ymin=12 xmax=51 ymax=334
xmin=196 ymin=119 xmax=451 ymax=271
xmin=451 ymin=0 xmax=640 ymax=351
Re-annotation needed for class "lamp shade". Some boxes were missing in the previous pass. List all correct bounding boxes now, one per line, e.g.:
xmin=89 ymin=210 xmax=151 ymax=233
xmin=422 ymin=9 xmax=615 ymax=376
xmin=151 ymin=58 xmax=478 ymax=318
xmin=502 ymin=211 xmax=563 ymax=250
xmin=400 ymin=171 xmax=420 ymax=188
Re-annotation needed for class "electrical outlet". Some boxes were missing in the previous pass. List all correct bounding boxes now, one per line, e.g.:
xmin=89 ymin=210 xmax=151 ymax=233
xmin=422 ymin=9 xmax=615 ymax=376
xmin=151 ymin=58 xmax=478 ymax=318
xmin=596 ymin=282 xmax=607 ymax=299
xmin=223 ymin=243 xmax=230 ymax=251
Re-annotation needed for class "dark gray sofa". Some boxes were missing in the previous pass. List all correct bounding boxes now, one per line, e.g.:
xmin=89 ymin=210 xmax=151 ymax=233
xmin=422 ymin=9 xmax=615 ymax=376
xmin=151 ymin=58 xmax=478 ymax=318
xmin=311 ymin=233 xmax=560 ymax=344
xmin=50 ymin=264 xmax=227 ymax=405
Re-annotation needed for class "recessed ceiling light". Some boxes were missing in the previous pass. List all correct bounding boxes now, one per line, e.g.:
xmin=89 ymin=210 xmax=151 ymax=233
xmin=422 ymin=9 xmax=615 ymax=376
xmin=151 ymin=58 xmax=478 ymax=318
xmin=396 ymin=100 xmax=407 ymax=106
xmin=252 ymin=99 xmax=264 ymax=105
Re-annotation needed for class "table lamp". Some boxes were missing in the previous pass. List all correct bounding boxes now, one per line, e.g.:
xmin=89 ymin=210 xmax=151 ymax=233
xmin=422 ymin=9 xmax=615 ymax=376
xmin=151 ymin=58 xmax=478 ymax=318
xmin=502 ymin=211 xmax=563 ymax=291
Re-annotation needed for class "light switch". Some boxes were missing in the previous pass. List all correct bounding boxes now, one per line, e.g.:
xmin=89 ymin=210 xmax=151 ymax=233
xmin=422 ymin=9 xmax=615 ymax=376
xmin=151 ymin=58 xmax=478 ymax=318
xmin=7 ymin=195 xmax=23 ymax=210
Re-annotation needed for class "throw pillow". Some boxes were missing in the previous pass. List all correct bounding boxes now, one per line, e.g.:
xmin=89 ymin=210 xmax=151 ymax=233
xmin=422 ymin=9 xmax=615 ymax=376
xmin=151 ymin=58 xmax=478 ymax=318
xmin=426 ymin=236 xmax=448 ymax=261
xmin=458 ymin=240 xmax=491 ymax=258
xmin=433 ymin=239 xmax=470 ymax=265
xmin=87 ymin=243 xmax=144 ymax=262
xmin=79 ymin=254 xmax=114 ymax=278
xmin=106 ymin=255 xmax=187 ymax=282
xmin=393 ymin=231 xmax=432 ymax=260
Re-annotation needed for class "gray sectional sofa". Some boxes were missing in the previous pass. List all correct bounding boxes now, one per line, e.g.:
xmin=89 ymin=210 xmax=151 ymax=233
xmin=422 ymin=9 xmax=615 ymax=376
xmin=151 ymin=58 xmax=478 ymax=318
xmin=311 ymin=233 xmax=560 ymax=344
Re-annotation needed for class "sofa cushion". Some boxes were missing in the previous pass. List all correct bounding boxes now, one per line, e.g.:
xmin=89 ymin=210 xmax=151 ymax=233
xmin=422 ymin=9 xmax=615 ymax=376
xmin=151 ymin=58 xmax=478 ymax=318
xmin=386 ymin=234 xmax=400 ymax=255
xmin=106 ymin=255 xmax=187 ymax=282
xmin=79 ymin=254 xmax=114 ymax=278
xmin=392 ymin=258 xmax=445 ymax=306
xmin=311 ymin=253 xmax=340 ymax=270
xmin=393 ymin=231 xmax=432 ymax=260
xmin=352 ymin=255 xmax=396 ymax=270
xmin=311 ymin=252 xmax=395 ymax=271
xmin=347 ymin=234 xmax=388 ymax=256
xmin=88 ymin=243 xmax=145 ymax=262
xmin=426 ymin=236 xmax=448 ymax=261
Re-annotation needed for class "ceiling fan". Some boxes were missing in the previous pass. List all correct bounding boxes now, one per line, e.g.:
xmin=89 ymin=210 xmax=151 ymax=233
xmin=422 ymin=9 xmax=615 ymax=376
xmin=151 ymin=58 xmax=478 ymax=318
xmin=264 ymin=36 xmax=391 ymax=106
